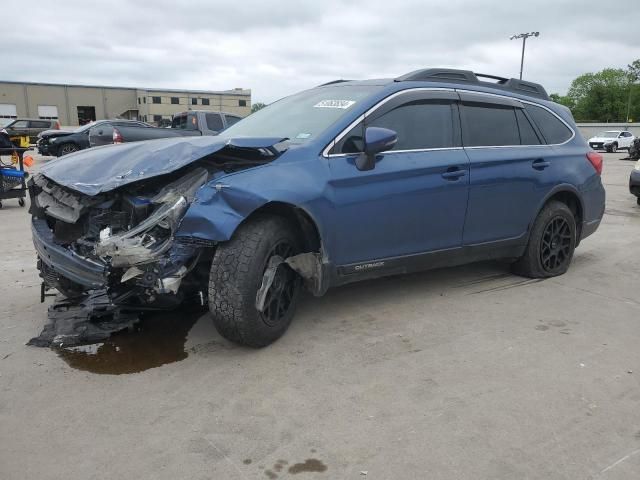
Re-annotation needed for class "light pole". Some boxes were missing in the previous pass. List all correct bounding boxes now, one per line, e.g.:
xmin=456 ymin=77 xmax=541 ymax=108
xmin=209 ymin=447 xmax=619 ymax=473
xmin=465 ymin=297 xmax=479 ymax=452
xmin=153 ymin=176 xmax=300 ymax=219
xmin=510 ymin=32 xmax=539 ymax=80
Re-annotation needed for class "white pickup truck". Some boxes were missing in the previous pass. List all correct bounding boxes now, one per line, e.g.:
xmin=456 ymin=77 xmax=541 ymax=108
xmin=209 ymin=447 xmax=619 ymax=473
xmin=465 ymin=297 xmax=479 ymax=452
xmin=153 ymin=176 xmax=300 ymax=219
xmin=588 ymin=130 xmax=635 ymax=153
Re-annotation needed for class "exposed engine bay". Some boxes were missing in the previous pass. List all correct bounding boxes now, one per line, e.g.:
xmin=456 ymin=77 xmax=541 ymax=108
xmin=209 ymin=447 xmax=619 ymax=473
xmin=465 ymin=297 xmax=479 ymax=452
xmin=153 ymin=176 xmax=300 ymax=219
xmin=32 ymin=167 xmax=209 ymax=305
xmin=28 ymin=137 xmax=289 ymax=346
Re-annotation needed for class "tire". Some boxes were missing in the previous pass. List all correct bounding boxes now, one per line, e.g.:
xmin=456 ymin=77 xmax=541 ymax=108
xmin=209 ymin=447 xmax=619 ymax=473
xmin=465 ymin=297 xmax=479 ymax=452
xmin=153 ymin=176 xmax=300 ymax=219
xmin=609 ymin=142 xmax=618 ymax=153
xmin=512 ymin=200 xmax=577 ymax=278
xmin=208 ymin=216 xmax=302 ymax=347
xmin=58 ymin=143 xmax=78 ymax=156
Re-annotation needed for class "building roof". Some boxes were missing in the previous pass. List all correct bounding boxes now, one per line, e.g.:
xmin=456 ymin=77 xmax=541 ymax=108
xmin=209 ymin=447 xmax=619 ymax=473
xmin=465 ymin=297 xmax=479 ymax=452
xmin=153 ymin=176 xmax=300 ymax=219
xmin=0 ymin=79 xmax=249 ymax=96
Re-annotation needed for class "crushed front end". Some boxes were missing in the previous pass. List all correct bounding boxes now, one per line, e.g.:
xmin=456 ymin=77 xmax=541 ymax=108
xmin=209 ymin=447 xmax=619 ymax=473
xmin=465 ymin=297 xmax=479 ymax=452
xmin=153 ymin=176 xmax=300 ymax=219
xmin=27 ymin=136 xmax=289 ymax=346
xmin=30 ymin=166 xmax=211 ymax=311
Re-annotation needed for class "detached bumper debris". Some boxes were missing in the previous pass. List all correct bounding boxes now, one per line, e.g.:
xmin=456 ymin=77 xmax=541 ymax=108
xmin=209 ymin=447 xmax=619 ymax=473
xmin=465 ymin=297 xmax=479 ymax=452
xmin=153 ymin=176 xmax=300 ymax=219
xmin=27 ymin=290 xmax=139 ymax=348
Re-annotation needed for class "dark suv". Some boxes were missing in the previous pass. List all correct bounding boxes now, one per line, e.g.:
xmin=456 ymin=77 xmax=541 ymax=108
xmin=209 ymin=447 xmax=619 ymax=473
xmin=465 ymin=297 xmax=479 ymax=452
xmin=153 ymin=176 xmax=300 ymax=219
xmin=30 ymin=68 xmax=605 ymax=348
xmin=3 ymin=118 xmax=60 ymax=143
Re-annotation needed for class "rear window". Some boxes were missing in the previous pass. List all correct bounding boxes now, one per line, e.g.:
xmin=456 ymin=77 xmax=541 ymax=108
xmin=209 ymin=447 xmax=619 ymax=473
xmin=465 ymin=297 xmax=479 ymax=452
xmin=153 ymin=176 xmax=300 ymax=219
xmin=524 ymin=104 xmax=573 ymax=144
xmin=461 ymin=104 xmax=520 ymax=147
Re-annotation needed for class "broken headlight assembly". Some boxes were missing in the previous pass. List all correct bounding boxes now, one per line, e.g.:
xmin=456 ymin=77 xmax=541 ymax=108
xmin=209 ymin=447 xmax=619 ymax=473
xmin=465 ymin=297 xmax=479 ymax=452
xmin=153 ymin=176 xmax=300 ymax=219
xmin=95 ymin=168 xmax=208 ymax=267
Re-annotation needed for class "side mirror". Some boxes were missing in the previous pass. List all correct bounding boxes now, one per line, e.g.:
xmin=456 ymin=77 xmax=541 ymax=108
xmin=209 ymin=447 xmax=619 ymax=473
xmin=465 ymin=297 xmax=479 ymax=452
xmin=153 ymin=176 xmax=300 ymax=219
xmin=356 ymin=127 xmax=397 ymax=171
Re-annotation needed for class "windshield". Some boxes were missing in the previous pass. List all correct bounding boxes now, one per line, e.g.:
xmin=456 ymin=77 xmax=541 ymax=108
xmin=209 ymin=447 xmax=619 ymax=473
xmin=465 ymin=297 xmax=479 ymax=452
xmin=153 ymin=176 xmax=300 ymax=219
xmin=74 ymin=122 xmax=97 ymax=133
xmin=220 ymin=84 xmax=382 ymax=144
xmin=596 ymin=131 xmax=619 ymax=138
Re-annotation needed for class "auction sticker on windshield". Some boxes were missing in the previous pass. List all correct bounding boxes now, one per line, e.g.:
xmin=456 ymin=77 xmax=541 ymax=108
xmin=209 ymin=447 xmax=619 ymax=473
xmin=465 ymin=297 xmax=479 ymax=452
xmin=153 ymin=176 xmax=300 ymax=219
xmin=314 ymin=100 xmax=356 ymax=109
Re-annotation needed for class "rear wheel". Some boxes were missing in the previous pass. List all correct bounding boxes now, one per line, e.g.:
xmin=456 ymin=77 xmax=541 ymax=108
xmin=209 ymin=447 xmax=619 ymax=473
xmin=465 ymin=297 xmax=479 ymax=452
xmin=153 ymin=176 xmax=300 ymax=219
xmin=512 ymin=200 xmax=576 ymax=278
xmin=208 ymin=216 xmax=301 ymax=347
xmin=58 ymin=143 xmax=78 ymax=156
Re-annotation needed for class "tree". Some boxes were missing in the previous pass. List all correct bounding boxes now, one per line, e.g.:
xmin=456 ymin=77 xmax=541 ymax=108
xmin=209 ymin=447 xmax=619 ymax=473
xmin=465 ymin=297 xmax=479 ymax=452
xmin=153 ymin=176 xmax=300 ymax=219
xmin=566 ymin=68 xmax=630 ymax=122
xmin=560 ymin=60 xmax=640 ymax=122
xmin=251 ymin=102 xmax=266 ymax=114
xmin=549 ymin=93 xmax=575 ymax=110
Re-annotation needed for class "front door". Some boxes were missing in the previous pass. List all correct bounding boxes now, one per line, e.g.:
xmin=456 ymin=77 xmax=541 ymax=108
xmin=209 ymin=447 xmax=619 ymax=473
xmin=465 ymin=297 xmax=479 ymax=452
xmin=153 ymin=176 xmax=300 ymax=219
xmin=326 ymin=90 xmax=470 ymax=267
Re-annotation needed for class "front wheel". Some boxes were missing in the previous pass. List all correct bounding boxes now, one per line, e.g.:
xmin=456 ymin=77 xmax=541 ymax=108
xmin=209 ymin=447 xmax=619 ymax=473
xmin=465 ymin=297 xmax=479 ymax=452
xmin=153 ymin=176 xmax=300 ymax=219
xmin=208 ymin=216 xmax=302 ymax=347
xmin=58 ymin=143 xmax=78 ymax=156
xmin=607 ymin=143 xmax=618 ymax=153
xmin=512 ymin=201 xmax=577 ymax=278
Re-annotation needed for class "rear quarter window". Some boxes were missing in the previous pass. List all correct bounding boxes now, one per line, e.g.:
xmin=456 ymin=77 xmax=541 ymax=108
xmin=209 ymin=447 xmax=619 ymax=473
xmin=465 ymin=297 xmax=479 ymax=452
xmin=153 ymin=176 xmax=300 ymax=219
xmin=524 ymin=104 xmax=573 ymax=144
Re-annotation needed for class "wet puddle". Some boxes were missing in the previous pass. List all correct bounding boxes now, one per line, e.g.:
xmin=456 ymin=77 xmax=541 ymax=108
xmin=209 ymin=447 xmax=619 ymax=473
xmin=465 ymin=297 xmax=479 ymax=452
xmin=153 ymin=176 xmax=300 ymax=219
xmin=55 ymin=309 xmax=204 ymax=374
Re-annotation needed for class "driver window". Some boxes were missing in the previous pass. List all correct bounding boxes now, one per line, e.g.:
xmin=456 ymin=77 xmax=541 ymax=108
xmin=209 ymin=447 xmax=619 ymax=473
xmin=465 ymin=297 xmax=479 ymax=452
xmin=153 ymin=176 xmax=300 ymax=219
xmin=329 ymin=100 xmax=455 ymax=155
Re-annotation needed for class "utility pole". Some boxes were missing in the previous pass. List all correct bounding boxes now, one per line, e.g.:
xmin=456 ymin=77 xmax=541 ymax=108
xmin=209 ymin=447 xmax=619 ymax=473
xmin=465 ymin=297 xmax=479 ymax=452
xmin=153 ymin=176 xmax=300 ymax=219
xmin=510 ymin=32 xmax=539 ymax=80
xmin=627 ymin=78 xmax=638 ymax=122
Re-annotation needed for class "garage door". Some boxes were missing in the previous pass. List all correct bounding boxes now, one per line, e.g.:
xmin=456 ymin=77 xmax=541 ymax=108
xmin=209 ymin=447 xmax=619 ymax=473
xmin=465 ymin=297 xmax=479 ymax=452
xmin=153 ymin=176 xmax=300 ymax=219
xmin=0 ymin=103 xmax=17 ymax=118
xmin=38 ymin=105 xmax=59 ymax=119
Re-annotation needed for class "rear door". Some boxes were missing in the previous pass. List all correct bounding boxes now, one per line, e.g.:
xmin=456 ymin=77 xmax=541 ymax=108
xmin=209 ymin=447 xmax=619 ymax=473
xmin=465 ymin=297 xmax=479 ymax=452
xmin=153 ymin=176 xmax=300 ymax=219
xmin=327 ymin=89 xmax=470 ymax=266
xmin=459 ymin=93 xmax=559 ymax=245
xmin=88 ymin=122 xmax=114 ymax=146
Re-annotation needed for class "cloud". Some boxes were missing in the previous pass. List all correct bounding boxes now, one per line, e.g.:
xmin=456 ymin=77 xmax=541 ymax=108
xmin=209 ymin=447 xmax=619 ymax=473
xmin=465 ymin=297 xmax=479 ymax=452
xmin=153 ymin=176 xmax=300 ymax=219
xmin=1 ymin=0 xmax=638 ymax=103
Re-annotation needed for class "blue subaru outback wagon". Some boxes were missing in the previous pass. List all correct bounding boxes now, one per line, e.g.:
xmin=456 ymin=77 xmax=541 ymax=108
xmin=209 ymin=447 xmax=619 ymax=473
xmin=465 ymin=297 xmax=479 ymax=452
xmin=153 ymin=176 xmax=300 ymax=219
xmin=30 ymin=68 xmax=605 ymax=347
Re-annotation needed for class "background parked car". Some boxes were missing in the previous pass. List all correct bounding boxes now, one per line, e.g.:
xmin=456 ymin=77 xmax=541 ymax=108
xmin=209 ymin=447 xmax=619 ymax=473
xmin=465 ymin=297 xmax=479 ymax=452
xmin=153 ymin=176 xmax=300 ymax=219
xmin=588 ymin=130 xmax=635 ymax=152
xmin=38 ymin=120 xmax=150 ymax=156
xmin=630 ymin=159 xmax=640 ymax=205
xmin=88 ymin=120 xmax=196 ymax=147
xmin=3 ymin=118 xmax=60 ymax=143
xmin=88 ymin=111 xmax=244 ymax=148
xmin=171 ymin=110 xmax=243 ymax=135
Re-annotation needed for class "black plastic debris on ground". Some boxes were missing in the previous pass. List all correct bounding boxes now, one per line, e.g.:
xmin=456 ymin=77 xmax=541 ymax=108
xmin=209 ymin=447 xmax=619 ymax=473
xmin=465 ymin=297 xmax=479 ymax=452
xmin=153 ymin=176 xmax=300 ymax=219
xmin=27 ymin=290 xmax=139 ymax=347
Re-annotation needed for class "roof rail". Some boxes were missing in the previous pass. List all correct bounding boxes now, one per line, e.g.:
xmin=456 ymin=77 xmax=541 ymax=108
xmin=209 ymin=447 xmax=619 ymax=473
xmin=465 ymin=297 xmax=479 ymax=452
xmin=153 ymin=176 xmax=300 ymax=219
xmin=395 ymin=68 xmax=549 ymax=100
xmin=317 ymin=79 xmax=351 ymax=87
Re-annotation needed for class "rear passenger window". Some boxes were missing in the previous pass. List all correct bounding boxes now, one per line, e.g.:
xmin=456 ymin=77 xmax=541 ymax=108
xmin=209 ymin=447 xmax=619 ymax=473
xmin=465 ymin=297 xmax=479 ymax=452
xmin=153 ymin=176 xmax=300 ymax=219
xmin=206 ymin=113 xmax=223 ymax=131
xmin=461 ymin=104 xmax=520 ymax=147
xmin=29 ymin=121 xmax=50 ymax=128
xmin=515 ymin=109 xmax=541 ymax=145
xmin=524 ymin=104 xmax=573 ymax=144
xmin=225 ymin=115 xmax=241 ymax=127
xmin=331 ymin=100 xmax=455 ymax=154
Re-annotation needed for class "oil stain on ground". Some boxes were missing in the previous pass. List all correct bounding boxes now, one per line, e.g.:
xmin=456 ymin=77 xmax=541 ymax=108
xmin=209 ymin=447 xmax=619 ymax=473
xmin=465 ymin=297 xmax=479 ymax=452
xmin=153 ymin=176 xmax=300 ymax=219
xmin=288 ymin=459 xmax=327 ymax=474
xmin=55 ymin=309 xmax=203 ymax=374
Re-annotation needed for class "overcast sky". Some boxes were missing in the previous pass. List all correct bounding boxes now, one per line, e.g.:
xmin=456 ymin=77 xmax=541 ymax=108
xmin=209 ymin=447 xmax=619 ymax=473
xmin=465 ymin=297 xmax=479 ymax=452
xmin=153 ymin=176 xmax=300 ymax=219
xmin=1 ymin=0 xmax=638 ymax=104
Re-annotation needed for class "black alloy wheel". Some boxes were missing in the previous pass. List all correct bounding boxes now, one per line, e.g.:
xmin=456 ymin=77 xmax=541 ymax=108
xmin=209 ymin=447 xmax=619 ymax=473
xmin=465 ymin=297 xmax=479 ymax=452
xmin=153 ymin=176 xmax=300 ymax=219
xmin=540 ymin=216 xmax=572 ymax=272
xmin=260 ymin=241 xmax=298 ymax=327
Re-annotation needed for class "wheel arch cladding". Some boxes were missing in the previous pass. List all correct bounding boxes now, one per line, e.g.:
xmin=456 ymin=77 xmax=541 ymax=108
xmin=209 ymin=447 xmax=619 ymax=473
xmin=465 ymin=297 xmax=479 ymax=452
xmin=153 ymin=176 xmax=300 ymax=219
xmin=537 ymin=187 xmax=584 ymax=240
xmin=176 ymin=186 xmax=324 ymax=254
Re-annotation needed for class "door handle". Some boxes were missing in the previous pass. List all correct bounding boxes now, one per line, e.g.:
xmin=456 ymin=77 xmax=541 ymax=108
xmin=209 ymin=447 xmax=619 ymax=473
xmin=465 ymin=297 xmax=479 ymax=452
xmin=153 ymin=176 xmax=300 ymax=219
xmin=441 ymin=167 xmax=466 ymax=180
xmin=532 ymin=159 xmax=550 ymax=170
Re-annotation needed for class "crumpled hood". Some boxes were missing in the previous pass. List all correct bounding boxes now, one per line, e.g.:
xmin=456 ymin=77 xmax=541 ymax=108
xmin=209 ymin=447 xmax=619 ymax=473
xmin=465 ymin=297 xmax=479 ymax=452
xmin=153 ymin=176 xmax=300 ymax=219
xmin=39 ymin=129 xmax=74 ymax=139
xmin=39 ymin=135 xmax=287 ymax=196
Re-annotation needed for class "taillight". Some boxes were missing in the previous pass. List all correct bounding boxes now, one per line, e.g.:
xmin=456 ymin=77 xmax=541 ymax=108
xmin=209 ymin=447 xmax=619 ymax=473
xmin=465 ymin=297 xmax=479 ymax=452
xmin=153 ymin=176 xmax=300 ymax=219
xmin=586 ymin=151 xmax=603 ymax=175
xmin=54 ymin=121 xmax=60 ymax=130
xmin=113 ymin=127 xmax=123 ymax=144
